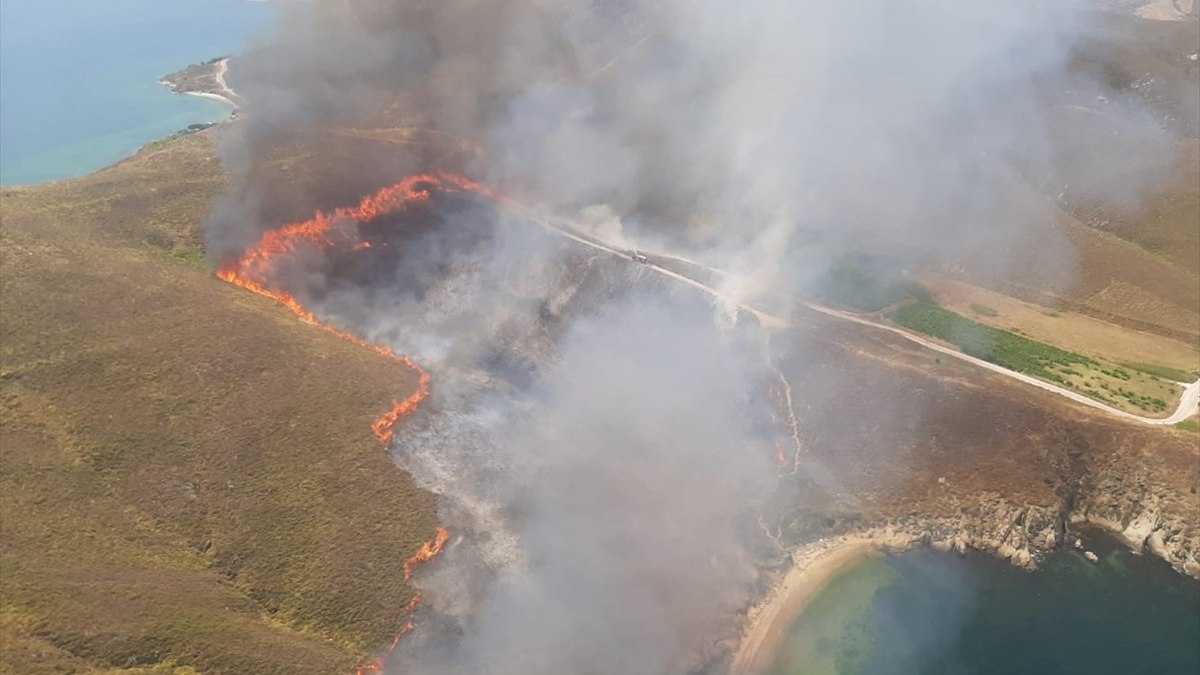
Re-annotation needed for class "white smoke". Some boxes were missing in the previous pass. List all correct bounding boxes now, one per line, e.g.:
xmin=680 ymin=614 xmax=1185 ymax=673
xmin=203 ymin=0 xmax=1188 ymax=672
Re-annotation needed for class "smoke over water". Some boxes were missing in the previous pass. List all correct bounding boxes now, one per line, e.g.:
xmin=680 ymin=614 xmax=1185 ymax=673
xmin=206 ymin=1 xmax=1181 ymax=672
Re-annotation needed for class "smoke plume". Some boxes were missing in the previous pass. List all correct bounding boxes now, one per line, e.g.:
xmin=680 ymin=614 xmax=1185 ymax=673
xmin=204 ymin=0 xmax=1185 ymax=672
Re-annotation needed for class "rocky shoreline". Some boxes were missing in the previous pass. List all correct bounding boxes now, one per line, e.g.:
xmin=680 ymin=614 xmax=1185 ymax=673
xmin=724 ymin=428 xmax=1200 ymax=673
xmin=803 ymin=416 xmax=1200 ymax=580
xmin=842 ymin=484 xmax=1197 ymax=579
xmin=844 ymin=456 xmax=1200 ymax=578
xmin=727 ymin=479 xmax=1197 ymax=673
xmin=1069 ymin=462 xmax=1200 ymax=577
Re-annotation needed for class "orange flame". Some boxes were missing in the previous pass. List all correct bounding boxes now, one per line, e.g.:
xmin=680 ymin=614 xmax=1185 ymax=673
xmin=371 ymin=360 xmax=432 ymax=447
xmin=354 ymin=622 xmax=414 ymax=675
xmin=404 ymin=526 xmax=451 ymax=582
xmin=353 ymin=526 xmax=449 ymax=675
xmin=216 ymin=172 xmax=492 ymax=447
xmin=353 ymin=526 xmax=449 ymax=674
xmin=215 ymin=174 xmax=481 ymax=674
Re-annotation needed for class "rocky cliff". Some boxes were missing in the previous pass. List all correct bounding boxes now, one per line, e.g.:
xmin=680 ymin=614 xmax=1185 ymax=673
xmin=843 ymin=464 xmax=1199 ymax=578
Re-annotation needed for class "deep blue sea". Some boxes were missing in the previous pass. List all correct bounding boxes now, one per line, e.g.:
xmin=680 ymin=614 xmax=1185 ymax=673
xmin=769 ymin=538 xmax=1200 ymax=675
xmin=0 ymin=0 xmax=274 ymax=185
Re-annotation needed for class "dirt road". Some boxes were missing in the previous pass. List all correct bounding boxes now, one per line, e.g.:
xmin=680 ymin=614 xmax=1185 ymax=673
xmin=531 ymin=213 xmax=1199 ymax=427
xmin=212 ymin=58 xmax=241 ymax=107
xmin=798 ymin=300 xmax=1200 ymax=426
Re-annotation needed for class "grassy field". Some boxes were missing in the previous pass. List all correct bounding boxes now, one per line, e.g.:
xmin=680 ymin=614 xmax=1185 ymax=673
xmin=0 ymin=132 xmax=438 ymax=673
xmin=809 ymin=255 xmax=933 ymax=313
xmin=906 ymin=16 xmax=1200 ymax=346
xmin=1064 ymin=16 xmax=1200 ymax=276
xmin=1122 ymin=362 xmax=1198 ymax=384
xmin=890 ymin=303 xmax=1097 ymax=378
xmin=1100 ymin=141 xmax=1200 ymax=276
xmin=1036 ymin=15 xmax=1200 ymax=340
xmin=922 ymin=273 xmax=1199 ymax=378
xmin=890 ymin=303 xmax=1184 ymax=416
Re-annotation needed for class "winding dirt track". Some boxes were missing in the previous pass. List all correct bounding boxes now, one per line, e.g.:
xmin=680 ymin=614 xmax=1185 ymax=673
xmin=528 ymin=212 xmax=1200 ymax=427
xmin=212 ymin=58 xmax=241 ymax=107
xmin=796 ymin=300 xmax=1200 ymax=426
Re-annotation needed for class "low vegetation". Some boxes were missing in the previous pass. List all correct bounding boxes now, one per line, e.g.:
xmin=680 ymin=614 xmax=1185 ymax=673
xmin=811 ymin=255 xmax=933 ymax=312
xmin=1121 ymin=362 xmax=1198 ymax=384
xmin=1 ymin=133 xmax=438 ymax=673
xmin=921 ymin=274 xmax=1200 ymax=377
xmin=890 ymin=303 xmax=1182 ymax=416
xmin=891 ymin=303 xmax=1096 ymax=379
xmin=1175 ymin=420 xmax=1200 ymax=433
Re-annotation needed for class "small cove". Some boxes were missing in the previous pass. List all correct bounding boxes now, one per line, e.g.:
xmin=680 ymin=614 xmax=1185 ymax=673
xmin=768 ymin=540 xmax=1200 ymax=675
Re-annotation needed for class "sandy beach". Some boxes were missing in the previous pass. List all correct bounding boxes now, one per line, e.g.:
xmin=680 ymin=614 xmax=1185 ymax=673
xmin=180 ymin=90 xmax=236 ymax=107
xmin=161 ymin=57 xmax=241 ymax=110
xmin=730 ymin=537 xmax=881 ymax=675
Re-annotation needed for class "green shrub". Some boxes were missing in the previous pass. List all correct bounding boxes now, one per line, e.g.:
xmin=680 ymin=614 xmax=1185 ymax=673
xmin=1120 ymin=362 xmax=1198 ymax=383
xmin=890 ymin=303 xmax=1097 ymax=380
xmin=812 ymin=255 xmax=933 ymax=312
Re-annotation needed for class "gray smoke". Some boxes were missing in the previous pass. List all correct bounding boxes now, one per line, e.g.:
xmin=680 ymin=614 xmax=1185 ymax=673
xmin=203 ymin=0 xmax=1185 ymax=672
xmin=398 ymin=298 xmax=775 ymax=674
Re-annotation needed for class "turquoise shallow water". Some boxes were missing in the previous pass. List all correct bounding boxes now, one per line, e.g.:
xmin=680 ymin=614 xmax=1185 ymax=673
xmin=0 ymin=0 xmax=274 ymax=185
xmin=769 ymin=541 xmax=1200 ymax=675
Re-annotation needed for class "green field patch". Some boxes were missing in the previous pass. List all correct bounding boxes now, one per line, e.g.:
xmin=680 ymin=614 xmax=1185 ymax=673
xmin=811 ymin=255 xmax=933 ymax=312
xmin=890 ymin=303 xmax=1180 ymax=416
xmin=890 ymin=303 xmax=1096 ymax=379
xmin=1120 ymin=362 xmax=1198 ymax=383
xmin=169 ymin=245 xmax=209 ymax=268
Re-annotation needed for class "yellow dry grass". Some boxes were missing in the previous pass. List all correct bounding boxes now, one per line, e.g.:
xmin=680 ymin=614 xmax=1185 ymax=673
xmin=923 ymin=273 xmax=1200 ymax=375
xmin=1 ymin=131 xmax=438 ymax=674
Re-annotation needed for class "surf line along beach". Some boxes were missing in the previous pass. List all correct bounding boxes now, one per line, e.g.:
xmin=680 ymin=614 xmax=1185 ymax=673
xmin=731 ymin=536 xmax=883 ymax=674
xmin=160 ymin=57 xmax=242 ymax=110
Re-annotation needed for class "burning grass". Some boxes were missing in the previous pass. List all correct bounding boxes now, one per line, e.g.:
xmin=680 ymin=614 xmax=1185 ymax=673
xmin=210 ymin=172 xmax=505 ymax=672
xmin=212 ymin=173 xmax=495 ymax=447
xmin=0 ymin=133 xmax=441 ymax=673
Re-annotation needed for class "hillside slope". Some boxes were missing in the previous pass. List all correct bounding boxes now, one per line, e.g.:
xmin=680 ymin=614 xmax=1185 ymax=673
xmin=0 ymin=133 xmax=438 ymax=674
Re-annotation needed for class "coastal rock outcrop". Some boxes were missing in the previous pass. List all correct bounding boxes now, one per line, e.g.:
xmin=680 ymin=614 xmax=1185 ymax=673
xmin=848 ymin=493 xmax=1063 ymax=570
xmin=818 ymin=467 xmax=1198 ymax=578
xmin=1069 ymin=459 xmax=1200 ymax=577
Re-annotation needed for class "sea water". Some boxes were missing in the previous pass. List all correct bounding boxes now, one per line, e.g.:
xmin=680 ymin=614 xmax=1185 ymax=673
xmin=769 ymin=540 xmax=1200 ymax=675
xmin=0 ymin=0 xmax=274 ymax=185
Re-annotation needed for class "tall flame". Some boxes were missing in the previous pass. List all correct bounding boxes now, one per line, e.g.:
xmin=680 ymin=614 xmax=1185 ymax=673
xmin=216 ymin=173 xmax=490 ymax=446
xmin=216 ymin=174 xmax=484 ymax=674
xmin=351 ymin=526 xmax=448 ymax=675
xmin=403 ymin=526 xmax=451 ymax=582
xmin=353 ymin=591 xmax=422 ymax=674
